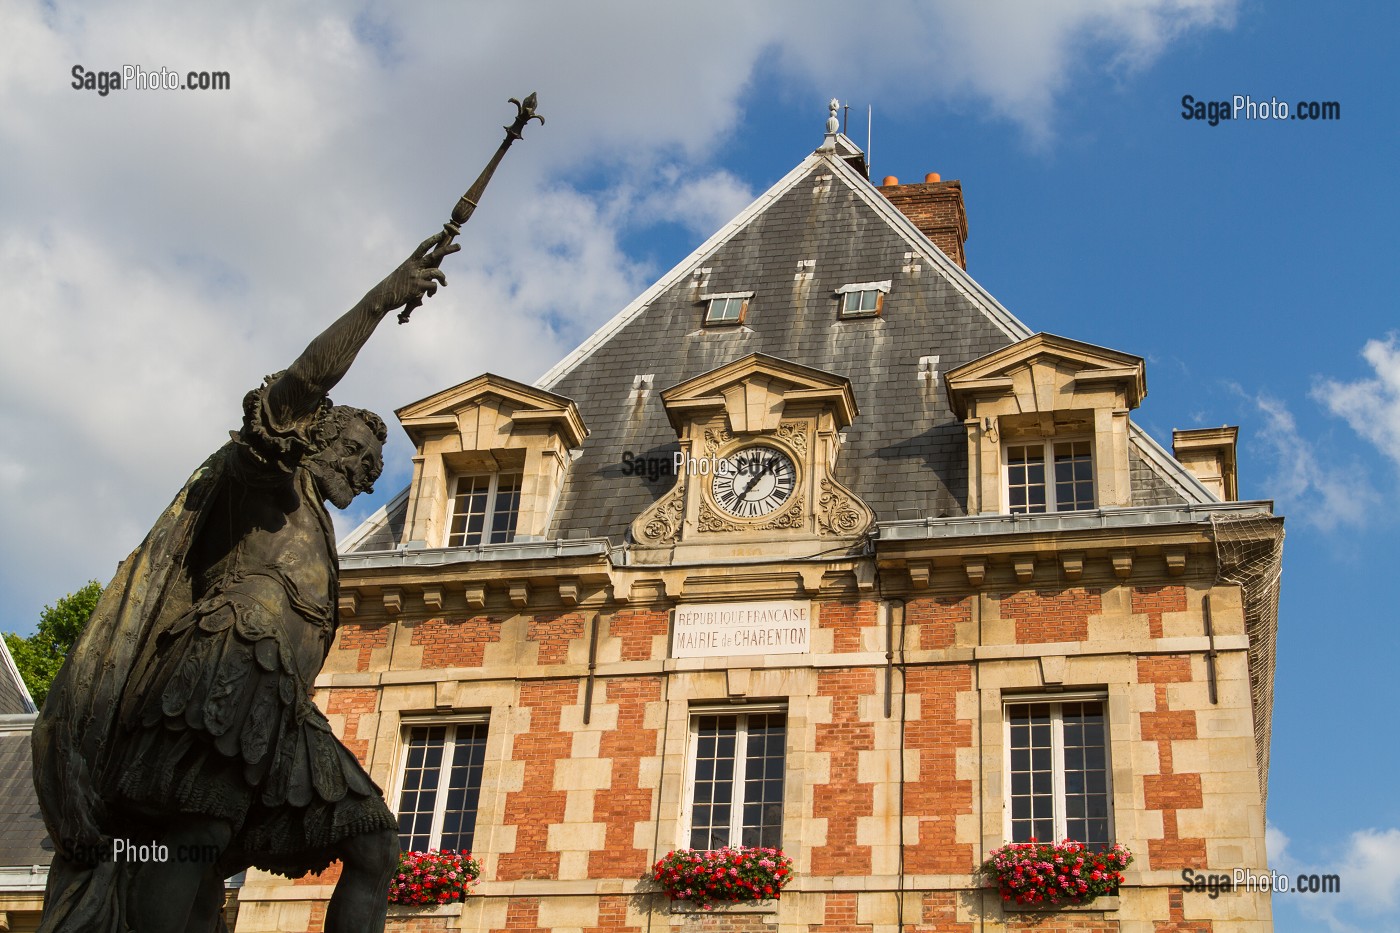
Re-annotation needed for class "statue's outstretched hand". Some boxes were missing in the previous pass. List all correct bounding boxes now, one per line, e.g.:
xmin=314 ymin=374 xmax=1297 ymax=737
xmin=378 ymin=231 xmax=462 ymax=312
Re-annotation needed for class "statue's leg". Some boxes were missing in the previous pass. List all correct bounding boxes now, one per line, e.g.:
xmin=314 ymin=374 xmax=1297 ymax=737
xmin=132 ymin=817 xmax=233 ymax=933
xmin=324 ymin=828 xmax=398 ymax=933
xmin=183 ymin=867 xmax=231 ymax=933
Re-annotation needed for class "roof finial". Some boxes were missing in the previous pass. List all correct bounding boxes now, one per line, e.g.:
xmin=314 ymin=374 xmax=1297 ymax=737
xmin=826 ymin=98 xmax=841 ymax=135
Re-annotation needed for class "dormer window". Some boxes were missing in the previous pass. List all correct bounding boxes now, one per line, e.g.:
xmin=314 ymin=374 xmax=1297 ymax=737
xmin=703 ymin=292 xmax=752 ymax=326
xmin=835 ymin=280 xmax=890 ymax=319
xmin=1006 ymin=440 xmax=1095 ymax=514
xmin=395 ymin=373 xmax=587 ymax=549
xmin=446 ymin=472 xmax=522 ymax=546
xmin=945 ymin=334 xmax=1145 ymax=516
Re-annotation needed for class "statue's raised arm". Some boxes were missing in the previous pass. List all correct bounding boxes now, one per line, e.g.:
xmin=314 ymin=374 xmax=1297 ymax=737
xmin=264 ymin=90 xmax=544 ymax=425
xmin=264 ymin=232 xmax=460 ymax=426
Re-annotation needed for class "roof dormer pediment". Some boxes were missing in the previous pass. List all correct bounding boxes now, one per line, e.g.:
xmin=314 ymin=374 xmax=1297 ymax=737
xmin=396 ymin=373 xmax=588 ymax=449
xmin=945 ymin=333 xmax=1146 ymax=419
xmin=660 ymin=353 xmax=857 ymax=434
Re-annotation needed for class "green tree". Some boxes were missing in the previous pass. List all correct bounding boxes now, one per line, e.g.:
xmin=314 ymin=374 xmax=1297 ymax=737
xmin=4 ymin=581 xmax=102 ymax=708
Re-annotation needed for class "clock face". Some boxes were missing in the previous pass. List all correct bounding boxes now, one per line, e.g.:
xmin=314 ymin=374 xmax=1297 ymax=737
xmin=710 ymin=447 xmax=798 ymax=518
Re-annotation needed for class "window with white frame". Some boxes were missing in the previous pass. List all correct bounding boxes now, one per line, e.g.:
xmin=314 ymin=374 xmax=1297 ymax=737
xmin=446 ymin=472 xmax=522 ymax=546
xmin=839 ymin=289 xmax=883 ymax=318
xmin=686 ymin=708 xmax=785 ymax=850
xmin=1005 ymin=439 xmax=1095 ymax=513
xmin=835 ymin=280 xmax=890 ymax=319
xmin=704 ymin=293 xmax=751 ymax=325
xmin=396 ymin=721 xmax=488 ymax=854
xmin=1005 ymin=698 xmax=1112 ymax=847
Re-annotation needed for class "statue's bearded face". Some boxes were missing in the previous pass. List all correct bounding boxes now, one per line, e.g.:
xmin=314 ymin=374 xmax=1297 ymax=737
xmin=307 ymin=417 xmax=384 ymax=510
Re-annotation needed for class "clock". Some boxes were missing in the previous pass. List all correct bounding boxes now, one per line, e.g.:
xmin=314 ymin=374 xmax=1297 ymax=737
xmin=710 ymin=447 xmax=798 ymax=518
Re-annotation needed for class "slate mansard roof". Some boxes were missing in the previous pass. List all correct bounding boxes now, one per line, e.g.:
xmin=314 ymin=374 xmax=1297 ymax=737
xmin=343 ymin=136 xmax=1210 ymax=553
xmin=0 ymin=637 xmax=49 ymax=873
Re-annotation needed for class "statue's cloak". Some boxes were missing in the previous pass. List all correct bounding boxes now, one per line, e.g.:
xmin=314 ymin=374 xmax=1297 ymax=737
xmin=32 ymin=446 xmax=232 ymax=933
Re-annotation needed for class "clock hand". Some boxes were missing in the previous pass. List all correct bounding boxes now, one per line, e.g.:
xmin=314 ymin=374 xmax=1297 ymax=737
xmin=736 ymin=456 xmax=780 ymax=500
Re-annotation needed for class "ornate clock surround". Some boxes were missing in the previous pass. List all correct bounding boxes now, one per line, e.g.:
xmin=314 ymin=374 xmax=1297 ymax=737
xmin=630 ymin=353 xmax=873 ymax=557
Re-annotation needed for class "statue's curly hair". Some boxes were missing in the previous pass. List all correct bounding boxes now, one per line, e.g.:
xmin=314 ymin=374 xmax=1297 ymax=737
xmin=311 ymin=404 xmax=388 ymax=452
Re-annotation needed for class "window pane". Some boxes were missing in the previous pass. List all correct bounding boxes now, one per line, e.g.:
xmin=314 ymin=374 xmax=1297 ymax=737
xmin=1009 ymin=700 xmax=1111 ymax=846
xmin=448 ymin=476 xmax=490 ymax=547
xmin=707 ymin=297 xmax=744 ymax=323
xmin=396 ymin=727 xmax=446 ymax=852
xmin=1053 ymin=441 xmax=1095 ymax=511
xmin=1007 ymin=446 xmax=1048 ymax=514
xmin=439 ymin=723 xmax=486 ymax=853
xmin=690 ymin=710 xmax=785 ymax=850
xmin=489 ymin=473 xmax=522 ymax=544
xmin=1007 ymin=702 xmax=1056 ymax=844
xmin=1060 ymin=701 xmax=1110 ymax=847
xmin=397 ymin=723 xmax=487 ymax=854
xmin=841 ymin=289 xmax=880 ymax=316
xmin=690 ymin=715 xmax=738 ymax=848
xmin=741 ymin=714 xmax=785 ymax=848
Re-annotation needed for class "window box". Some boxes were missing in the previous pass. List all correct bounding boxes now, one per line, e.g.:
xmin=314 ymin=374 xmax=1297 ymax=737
xmin=387 ymin=902 xmax=464 ymax=918
xmin=1002 ymin=895 xmax=1120 ymax=913
xmin=652 ymin=846 xmax=793 ymax=910
xmin=669 ymin=898 xmax=780 ymax=915
xmin=387 ymin=849 xmax=480 ymax=906
xmin=982 ymin=839 xmax=1132 ymax=909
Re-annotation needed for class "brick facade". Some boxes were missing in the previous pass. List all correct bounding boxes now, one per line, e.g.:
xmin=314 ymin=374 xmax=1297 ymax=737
xmin=225 ymin=572 xmax=1269 ymax=931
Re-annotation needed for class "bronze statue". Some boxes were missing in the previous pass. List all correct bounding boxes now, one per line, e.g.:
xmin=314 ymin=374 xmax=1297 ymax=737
xmin=33 ymin=95 xmax=542 ymax=933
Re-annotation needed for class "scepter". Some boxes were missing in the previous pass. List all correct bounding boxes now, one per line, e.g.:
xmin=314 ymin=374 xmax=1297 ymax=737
xmin=398 ymin=92 xmax=545 ymax=324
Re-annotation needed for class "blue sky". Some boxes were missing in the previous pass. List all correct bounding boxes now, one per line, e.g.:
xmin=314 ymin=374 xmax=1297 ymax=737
xmin=1 ymin=3 xmax=1396 ymax=929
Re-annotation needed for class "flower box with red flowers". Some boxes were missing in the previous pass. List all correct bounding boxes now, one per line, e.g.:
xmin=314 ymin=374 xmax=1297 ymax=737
xmin=388 ymin=849 xmax=481 ymax=906
xmin=650 ymin=846 xmax=794 ymax=910
xmin=981 ymin=839 xmax=1132 ymax=909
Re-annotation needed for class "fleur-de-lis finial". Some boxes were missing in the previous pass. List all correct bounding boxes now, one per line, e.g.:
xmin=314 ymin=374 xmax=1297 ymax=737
xmin=506 ymin=92 xmax=546 ymax=140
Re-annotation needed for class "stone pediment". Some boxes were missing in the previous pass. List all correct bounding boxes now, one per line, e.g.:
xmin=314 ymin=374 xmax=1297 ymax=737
xmin=660 ymin=353 xmax=858 ymax=434
xmin=632 ymin=354 xmax=872 ymax=556
xmin=945 ymin=333 xmax=1145 ymax=420
xmin=396 ymin=373 xmax=587 ymax=449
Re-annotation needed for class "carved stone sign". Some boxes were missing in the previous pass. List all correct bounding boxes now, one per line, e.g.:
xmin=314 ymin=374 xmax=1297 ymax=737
xmin=672 ymin=600 xmax=812 ymax=658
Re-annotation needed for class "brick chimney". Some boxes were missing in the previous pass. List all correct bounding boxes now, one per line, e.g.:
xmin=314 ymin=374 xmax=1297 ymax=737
xmin=879 ymin=172 xmax=969 ymax=269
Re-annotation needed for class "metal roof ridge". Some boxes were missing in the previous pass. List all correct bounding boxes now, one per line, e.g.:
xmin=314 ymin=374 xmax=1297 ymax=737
xmin=0 ymin=637 xmax=35 ymax=714
xmin=876 ymin=500 xmax=1276 ymax=539
xmin=338 ymin=536 xmax=613 ymax=570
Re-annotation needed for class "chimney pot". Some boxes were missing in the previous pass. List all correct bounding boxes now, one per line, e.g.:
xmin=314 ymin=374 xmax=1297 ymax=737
xmin=925 ymin=172 xmax=941 ymax=183
xmin=882 ymin=176 xmax=899 ymax=187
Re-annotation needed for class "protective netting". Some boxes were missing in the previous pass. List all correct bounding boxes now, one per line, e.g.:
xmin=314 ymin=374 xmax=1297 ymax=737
xmin=1209 ymin=512 xmax=1285 ymax=808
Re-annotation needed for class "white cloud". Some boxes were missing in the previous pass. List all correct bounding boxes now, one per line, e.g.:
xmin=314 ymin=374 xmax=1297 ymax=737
xmin=1314 ymin=334 xmax=1400 ymax=471
xmin=1269 ymin=823 xmax=1400 ymax=932
xmin=1245 ymin=391 xmax=1379 ymax=531
xmin=770 ymin=0 xmax=1237 ymax=144
xmin=0 ymin=0 xmax=1238 ymax=629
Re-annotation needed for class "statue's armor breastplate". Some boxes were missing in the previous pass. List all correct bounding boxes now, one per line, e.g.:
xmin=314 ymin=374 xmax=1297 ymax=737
xmin=191 ymin=467 xmax=337 ymax=684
